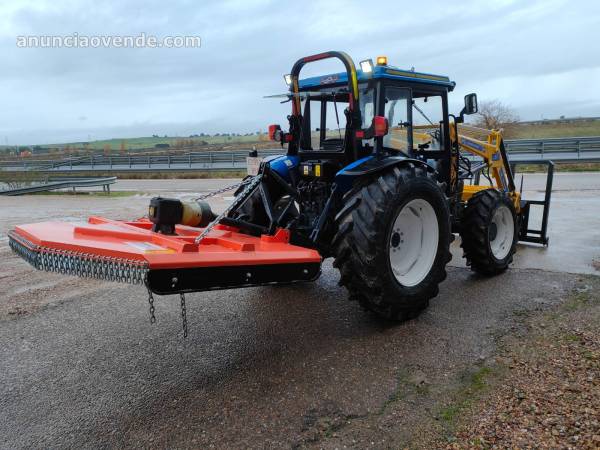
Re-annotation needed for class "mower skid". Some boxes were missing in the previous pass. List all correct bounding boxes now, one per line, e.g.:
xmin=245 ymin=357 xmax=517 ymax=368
xmin=8 ymin=217 xmax=322 ymax=294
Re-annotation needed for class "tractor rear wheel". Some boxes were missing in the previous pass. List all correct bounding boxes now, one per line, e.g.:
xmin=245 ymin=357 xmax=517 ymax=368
xmin=332 ymin=164 xmax=452 ymax=321
xmin=460 ymin=189 xmax=518 ymax=275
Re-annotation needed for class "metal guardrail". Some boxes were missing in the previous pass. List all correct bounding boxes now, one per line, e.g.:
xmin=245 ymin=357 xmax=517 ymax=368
xmin=0 ymin=176 xmax=117 ymax=196
xmin=504 ymin=136 xmax=600 ymax=159
xmin=0 ymin=149 xmax=282 ymax=172
xmin=1 ymin=137 xmax=600 ymax=172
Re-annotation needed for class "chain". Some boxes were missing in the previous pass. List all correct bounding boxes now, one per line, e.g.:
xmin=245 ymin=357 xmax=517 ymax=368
xmin=9 ymin=231 xmax=148 ymax=284
xmin=136 ymin=180 xmax=248 ymax=221
xmin=146 ymin=286 xmax=156 ymax=324
xmin=194 ymin=180 xmax=247 ymax=201
xmin=194 ymin=173 xmax=263 ymax=245
xmin=180 ymin=293 xmax=188 ymax=338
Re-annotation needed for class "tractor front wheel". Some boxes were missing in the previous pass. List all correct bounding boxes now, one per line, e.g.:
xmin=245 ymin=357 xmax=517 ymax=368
xmin=332 ymin=164 xmax=452 ymax=321
xmin=460 ymin=189 xmax=518 ymax=275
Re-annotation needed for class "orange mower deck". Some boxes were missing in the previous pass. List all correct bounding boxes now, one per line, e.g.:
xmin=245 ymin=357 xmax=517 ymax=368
xmin=8 ymin=217 xmax=322 ymax=295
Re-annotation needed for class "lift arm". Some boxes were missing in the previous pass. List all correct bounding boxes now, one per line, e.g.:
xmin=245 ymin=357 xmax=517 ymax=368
xmin=449 ymin=124 xmax=521 ymax=212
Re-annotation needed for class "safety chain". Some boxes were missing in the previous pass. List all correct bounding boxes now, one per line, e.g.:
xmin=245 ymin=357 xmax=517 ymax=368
xmin=194 ymin=180 xmax=247 ymax=201
xmin=194 ymin=173 xmax=263 ymax=245
xmin=147 ymin=287 xmax=156 ymax=324
xmin=180 ymin=293 xmax=188 ymax=338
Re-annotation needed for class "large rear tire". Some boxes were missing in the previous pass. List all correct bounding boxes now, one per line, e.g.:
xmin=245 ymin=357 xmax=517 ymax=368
xmin=332 ymin=164 xmax=452 ymax=321
xmin=460 ymin=189 xmax=518 ymax=275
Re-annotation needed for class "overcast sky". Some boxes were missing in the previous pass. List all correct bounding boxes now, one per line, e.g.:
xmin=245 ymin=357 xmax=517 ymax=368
xmin=0 ymin=0 xmax=598 ymax=145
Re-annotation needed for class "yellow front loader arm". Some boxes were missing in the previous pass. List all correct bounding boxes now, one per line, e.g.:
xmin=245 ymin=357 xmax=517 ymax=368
xmin=450 ymin=124 xmax=521 ymax=212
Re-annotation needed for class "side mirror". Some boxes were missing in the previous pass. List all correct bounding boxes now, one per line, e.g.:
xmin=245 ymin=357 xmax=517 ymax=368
xmin=463 ymin=93 xmax=478 ymax=115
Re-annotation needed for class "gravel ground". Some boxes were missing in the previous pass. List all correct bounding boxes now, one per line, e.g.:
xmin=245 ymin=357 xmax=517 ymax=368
xmin=445 ymin=276 xmax=600 ymax=449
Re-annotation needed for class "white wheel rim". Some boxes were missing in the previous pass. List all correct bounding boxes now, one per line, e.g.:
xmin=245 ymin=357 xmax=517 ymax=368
xmin=388 ymin=198 xmax=439 ymax=287
xmin=489 ymin=205 xmax=514 ymax=260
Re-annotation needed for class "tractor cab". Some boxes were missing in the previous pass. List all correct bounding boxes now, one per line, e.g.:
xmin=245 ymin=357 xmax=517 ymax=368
xmin=267 ymin=52 xmax=457 ymax=187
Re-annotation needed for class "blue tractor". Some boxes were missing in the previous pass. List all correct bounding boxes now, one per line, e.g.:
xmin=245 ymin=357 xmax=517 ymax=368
xmin=228 ymin=51 xmax=479 ymax=320
xmin=227 ymin=51 xmax=552 ymax=320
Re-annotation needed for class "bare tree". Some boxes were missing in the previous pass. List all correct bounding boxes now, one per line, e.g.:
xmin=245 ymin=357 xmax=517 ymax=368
xmin=473 ymin=99 xmax=520 ymax=131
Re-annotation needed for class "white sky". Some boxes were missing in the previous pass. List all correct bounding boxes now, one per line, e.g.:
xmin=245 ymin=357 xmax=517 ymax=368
xmin=0 ymin=0 xmax=599 ymax=144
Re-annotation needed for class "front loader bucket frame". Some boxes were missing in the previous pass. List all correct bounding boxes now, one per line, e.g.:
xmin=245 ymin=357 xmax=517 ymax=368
xmin=514 ymin=160 xmax=554 ymax=246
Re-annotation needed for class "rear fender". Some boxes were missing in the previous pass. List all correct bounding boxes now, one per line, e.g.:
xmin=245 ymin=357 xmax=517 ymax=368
xmin=262 ymin=154 xmax=300 ymax=183
xmin=334 ymin=155 xmax=435 ymax=193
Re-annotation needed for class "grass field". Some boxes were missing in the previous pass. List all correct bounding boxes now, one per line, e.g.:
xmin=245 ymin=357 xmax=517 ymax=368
xmin=57 ymin=121 xmax=600 ymax=149
xmin=1 ymin=119 xmax=599 ymax=163
xmin=51 ymin=120 xmax=600 ymax=148
xmin=0 ymin=134 xmax=275 ymax=157
xmin=507 ymin=120 xmax=600 ymax=139
xmin=82 ymin=134 xmax=269 ymax=150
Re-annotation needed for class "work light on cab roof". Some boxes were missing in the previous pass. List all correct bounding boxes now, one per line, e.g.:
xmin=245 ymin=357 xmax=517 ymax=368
xmin=359 ymin=59 xmax=374 ymax=73
xmin=376 ymin=55 xmax=388 ymax=65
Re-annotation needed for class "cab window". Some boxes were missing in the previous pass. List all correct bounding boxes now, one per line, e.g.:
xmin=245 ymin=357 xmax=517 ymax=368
xmin=412 ymin=93 xmax=444 ymax=151
xmin=383 ymin=87 xmax=411 ymax=153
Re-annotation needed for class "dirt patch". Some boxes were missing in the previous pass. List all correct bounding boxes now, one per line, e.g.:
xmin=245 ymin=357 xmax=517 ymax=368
xmin=442 ymin=276 xmax=600 ymax=449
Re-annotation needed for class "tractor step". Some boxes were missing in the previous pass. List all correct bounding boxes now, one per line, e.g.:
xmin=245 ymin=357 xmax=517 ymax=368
xmin=9 ymin=217 xmax=322 ymax=294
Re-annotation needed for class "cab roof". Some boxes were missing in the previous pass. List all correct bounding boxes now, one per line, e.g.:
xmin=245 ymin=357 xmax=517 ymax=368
xmin=297 ymin=64 xmax=456 ymax=91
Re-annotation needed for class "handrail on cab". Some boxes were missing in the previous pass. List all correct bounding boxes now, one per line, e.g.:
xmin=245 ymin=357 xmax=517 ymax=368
xmin=288 ymin=51 xmax=362 ymax=159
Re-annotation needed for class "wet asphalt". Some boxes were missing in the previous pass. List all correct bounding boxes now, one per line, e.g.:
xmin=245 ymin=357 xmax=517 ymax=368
xmin=0 ymin=173 xmax=598 ymax=448
xmin=0 ymin=264 xmax=579 ymax=449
